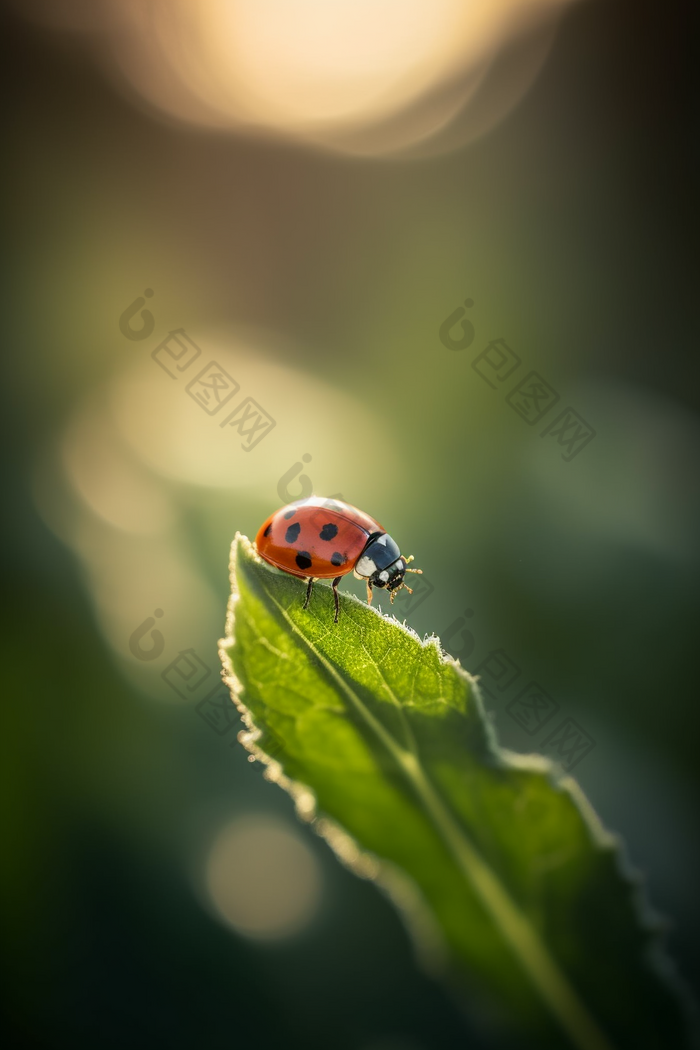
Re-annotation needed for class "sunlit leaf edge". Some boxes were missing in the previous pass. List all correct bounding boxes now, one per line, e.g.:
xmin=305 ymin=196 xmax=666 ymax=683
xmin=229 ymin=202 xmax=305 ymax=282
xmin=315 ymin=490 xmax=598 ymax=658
xmin=218 ymin=533 xmax=694 ymax=1049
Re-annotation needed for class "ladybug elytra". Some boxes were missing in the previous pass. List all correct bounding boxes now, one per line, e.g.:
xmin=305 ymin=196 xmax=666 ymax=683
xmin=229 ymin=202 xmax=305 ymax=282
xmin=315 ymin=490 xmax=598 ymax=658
xmin=255 ymin=496 xmax=422 ymax=623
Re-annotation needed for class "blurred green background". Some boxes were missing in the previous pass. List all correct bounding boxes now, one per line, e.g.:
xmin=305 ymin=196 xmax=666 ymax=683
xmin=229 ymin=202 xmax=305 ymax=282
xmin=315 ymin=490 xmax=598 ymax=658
xmin=1 ymin=1 xmax=697 ymax=1047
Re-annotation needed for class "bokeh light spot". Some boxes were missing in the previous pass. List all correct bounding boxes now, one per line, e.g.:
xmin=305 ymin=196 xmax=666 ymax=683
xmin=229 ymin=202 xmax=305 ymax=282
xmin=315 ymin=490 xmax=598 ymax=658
xmin=15 ymin=0 xmax=579 ymax=155
xmin=205 ymin=814 xmax=322 ymax=940
xmin=61 ymin=396 xmax=174 ymax=535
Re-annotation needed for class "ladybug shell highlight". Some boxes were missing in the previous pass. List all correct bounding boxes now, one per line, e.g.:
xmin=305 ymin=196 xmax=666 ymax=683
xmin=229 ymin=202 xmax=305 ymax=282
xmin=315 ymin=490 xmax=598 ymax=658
xmin=255 ymin=497 xmax=384 ymax=580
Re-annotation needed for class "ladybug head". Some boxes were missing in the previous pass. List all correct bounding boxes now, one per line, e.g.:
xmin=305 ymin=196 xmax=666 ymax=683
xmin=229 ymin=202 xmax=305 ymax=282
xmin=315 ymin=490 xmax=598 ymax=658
xmin=354 ymin=534 xmax=422 ymax=604
xmin=371 ymin=556 xmax=407 ymax=592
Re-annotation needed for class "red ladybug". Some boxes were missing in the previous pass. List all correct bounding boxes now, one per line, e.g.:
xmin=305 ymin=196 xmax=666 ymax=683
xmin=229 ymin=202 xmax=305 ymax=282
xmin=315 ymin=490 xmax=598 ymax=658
xmin=255 ymin=496 xmax=422 ymax=623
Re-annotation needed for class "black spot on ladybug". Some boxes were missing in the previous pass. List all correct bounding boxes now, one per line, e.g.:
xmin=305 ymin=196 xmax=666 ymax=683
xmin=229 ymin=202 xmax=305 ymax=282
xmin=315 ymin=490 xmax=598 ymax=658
xmin=319 ymin=523 xmax=338 ymax=541
xmin=263 ymin=524 xmax=272 ymax=537
xmin=285 ymin=522 xmax=301 ymax=543
xmin=331 ymin=552 xmax=345 ymax=567
xmin=295 ymin=551 xmax=312 ymax=571
xmin=283 ymin=509 xmax=296 ymax=520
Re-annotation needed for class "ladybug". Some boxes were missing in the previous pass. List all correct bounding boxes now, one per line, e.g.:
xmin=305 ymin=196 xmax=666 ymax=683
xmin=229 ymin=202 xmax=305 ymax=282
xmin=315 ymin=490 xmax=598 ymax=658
xmin=255 ymin=496 xmax=422 ymax=623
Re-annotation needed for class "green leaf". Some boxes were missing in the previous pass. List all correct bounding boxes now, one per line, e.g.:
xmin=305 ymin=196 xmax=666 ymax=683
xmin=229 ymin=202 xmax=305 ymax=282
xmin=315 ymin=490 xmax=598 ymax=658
xmin=219 ymin=534 xmax=691 ymax=1050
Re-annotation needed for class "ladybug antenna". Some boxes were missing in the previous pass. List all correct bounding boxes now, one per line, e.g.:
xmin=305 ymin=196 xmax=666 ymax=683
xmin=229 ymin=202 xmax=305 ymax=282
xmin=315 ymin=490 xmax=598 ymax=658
xmin=403 ymin=554 xmax=422 ymax=575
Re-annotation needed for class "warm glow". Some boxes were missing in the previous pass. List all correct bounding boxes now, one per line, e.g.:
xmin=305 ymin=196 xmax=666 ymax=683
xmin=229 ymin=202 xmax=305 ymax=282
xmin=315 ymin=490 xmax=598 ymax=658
xmin=18 ymin=0 xmax=579 ymax=154
xmin=208 ymin=0 xmax=468 ymax=125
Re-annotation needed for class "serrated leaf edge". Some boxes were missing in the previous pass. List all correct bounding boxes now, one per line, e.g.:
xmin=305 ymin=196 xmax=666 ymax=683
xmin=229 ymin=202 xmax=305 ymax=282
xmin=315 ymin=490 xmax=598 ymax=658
xmin=219 ymin=533 xmax=692 ymax=1050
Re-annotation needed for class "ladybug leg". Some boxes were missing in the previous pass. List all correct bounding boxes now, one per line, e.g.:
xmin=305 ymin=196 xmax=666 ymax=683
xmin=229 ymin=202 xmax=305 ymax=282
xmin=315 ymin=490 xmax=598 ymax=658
xmin=366 ymin=580 xmax=373 ymax=605
xmin=303 ymin=577 xmax=315 ymax=610
xmin=332 ymin=576 xmax=342 ymax=624
xmin=390 ymin=581 xmax=414 ymax=604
